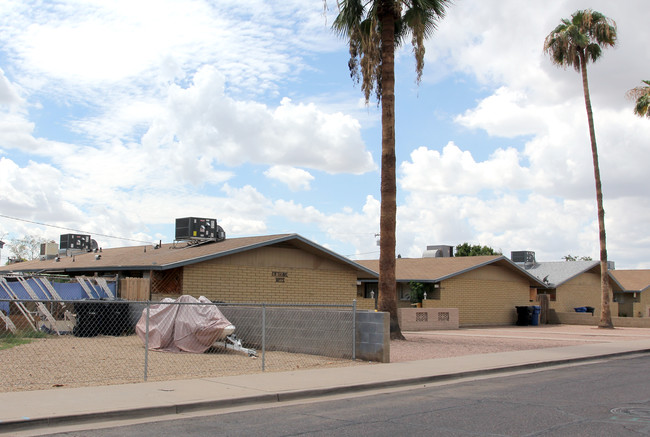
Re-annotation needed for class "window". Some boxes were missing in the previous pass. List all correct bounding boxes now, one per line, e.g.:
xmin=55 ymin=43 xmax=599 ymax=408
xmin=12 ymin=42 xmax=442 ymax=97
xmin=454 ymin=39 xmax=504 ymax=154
xmin=428 ymin=286 xmax=441 ymax=300
xmin=399 ymin=283 xmax=410 ymax=301
xmin=364 ymin=283 xmax=378 ymax=299
xmin=537 ymin=289 xmax=556 ymax=302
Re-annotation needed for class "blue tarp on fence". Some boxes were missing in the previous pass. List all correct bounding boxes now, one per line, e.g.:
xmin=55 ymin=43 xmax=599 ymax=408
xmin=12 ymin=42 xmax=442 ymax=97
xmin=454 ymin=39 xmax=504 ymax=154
xmin=0 ymin=278 xmax=116 ymax=315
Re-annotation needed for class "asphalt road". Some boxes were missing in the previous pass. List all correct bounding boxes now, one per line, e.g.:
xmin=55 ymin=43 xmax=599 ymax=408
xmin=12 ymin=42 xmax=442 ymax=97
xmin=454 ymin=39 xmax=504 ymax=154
xmin=39 ymin=354 xmax=650 ymax=436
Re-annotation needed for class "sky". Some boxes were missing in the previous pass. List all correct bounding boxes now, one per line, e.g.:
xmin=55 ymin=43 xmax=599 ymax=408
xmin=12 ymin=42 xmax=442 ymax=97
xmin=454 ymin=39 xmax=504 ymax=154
xmin=0 ymin=0 xmax=648 ymax=269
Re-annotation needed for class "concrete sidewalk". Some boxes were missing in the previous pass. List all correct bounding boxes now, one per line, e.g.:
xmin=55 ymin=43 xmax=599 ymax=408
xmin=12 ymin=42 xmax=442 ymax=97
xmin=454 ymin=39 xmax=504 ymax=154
xmin=2 ymin=336 xmax=650 ymax=435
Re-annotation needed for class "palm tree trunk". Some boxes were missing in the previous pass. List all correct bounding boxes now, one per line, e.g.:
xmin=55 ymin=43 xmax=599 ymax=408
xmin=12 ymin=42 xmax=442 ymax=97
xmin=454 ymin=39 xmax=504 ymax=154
xmin=378 ymin=0 xmax=403 ymax=340
xmin=580 ymin=56 xmax=613 ymax=329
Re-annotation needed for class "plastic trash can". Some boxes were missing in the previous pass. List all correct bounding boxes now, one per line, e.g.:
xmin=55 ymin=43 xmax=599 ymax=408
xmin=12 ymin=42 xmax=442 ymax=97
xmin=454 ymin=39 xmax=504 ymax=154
xmin=530 ymin=305 xmax=541 ymax=326
xmin=515 ymin=306 xmax=531 ymax=326
xmin=73 ymin=300 xmax=103 ymax=337
xmin=101 ymin=300 xmax=131 ymax=336
xmin=585 ymin=306 xmax=595 ymax=314
xmin=574 ymin=307 xmax=587 ymax=313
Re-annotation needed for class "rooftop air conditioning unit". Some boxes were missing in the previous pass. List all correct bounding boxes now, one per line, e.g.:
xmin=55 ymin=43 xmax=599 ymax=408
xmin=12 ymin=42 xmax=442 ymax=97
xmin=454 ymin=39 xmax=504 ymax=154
xmin=175 ymin=217 xmax=225 ymax=242
xmin=60 ymin=234 xmax=91 ymax=252
xmin=511 ymin=251 xmax=535 ymax=264
xmin=423 ymin=245 xmax=453 ymax=258
xmin=40 ymin=242 xmax=59 ymax=260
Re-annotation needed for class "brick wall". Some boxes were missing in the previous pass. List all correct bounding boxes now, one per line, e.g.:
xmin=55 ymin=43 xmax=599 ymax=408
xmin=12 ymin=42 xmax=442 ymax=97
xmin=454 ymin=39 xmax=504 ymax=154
xmin=182 ymin=246 xmax=359 ymax=304
xmin=422 ymin=265 xmax=531 ymax=326
xmin=551 ymin=271 xmax=602 ymax=312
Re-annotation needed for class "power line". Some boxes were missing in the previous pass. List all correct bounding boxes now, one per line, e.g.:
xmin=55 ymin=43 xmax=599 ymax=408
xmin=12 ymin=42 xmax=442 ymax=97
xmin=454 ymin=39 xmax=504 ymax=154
xmin=0 ymin=214 xmax=151 ymax=244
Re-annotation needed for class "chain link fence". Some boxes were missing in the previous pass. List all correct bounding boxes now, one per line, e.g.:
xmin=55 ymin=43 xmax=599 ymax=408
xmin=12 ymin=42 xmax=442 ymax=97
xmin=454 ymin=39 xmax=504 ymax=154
xmin=0 ymin=297 xmax=364 ymax=393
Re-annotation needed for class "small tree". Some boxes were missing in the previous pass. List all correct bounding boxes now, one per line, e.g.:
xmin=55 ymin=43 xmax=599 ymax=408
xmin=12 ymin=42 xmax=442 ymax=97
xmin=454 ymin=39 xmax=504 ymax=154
xmin=7 ymin=236 xmax=47 ymax=263
xmin=455 ymin=243 xmax=501 ymax=257
xmin=562 ymin=254 xmax=593 ymax=261
xmin=408 ymin=282 xmax=427 ymax=304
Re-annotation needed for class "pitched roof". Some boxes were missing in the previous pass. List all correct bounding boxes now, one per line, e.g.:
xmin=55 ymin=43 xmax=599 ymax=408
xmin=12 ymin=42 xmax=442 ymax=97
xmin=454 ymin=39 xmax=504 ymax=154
xmin=356 ymin=255 xmax=545 ymax=286
xmin=609 ymin=270 xmax=650 ymax=293
xmin=0 ymin=234 xmax=378 ymax=278
xmin=517 ymin=261 xmax=600 ymax=288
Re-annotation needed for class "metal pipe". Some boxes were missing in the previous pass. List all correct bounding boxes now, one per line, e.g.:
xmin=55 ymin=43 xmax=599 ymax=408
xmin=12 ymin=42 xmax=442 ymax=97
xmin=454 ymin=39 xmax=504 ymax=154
xmin=144 ymin=301 xmax=150 ymax=381
xmin=262 ymin=303 xmax=266 ymax=372
xmin=352 ymin=299 xmax=357 ymax=360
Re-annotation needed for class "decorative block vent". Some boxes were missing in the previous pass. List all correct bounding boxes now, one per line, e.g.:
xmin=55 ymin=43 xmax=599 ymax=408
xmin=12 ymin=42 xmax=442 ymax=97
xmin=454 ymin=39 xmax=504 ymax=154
xmin=416 ymin=312 xmax=428 ymax=322
xmin=438 ymin=312 xmax=450 ymax=321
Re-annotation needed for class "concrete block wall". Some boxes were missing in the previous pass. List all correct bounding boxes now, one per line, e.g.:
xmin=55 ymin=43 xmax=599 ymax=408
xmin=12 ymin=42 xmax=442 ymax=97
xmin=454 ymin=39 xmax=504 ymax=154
xmin=218 ymin=306 xmax=390 ymax=363
xmin=398 ymin=307 xmax=459 ymax=330
xmin=356 ymin=310 xmax=389 ymax=362
xmin=553 ymin=310 xmax=650 ymax=328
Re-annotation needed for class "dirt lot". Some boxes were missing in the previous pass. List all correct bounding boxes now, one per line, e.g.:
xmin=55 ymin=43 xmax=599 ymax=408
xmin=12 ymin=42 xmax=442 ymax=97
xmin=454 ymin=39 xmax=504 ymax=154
xmin=391 ymin=325 xmax=650 ymax=362
xmin=0 ymin=335 xmax=368 ymax=392
xmin=2 ymin=325 xmax=649 ymax=393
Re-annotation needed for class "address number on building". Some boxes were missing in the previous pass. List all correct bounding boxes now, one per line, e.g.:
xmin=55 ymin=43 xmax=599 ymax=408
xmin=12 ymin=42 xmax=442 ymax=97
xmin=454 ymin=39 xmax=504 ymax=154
xmin=272 ymin=271 xmax=288 ymax=283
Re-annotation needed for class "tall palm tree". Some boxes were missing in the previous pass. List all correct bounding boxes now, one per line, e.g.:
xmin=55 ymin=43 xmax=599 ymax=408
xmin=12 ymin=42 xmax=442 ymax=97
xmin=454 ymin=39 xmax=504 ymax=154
xmin=544 ymin=9 xmax=617 ymax=328
xmin=329 ymin=0 xmax=450 ymax=339
xmin=626 ymin=80 xmax=650 ymax=118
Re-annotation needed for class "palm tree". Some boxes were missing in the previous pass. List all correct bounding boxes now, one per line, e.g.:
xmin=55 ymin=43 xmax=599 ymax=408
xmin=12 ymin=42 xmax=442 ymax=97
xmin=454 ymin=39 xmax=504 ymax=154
xmin=626 ymin=80 xmax=650 ymax=118
xmin=544 ymin=9 xmax=617 ymax=328
xmin=329 ymin=0 xmax=451 ymax=339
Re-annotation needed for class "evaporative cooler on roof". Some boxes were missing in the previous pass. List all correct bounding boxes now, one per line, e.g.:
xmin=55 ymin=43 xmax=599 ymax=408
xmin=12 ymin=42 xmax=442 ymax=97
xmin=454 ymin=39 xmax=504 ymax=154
xmin=511 ymin=251 xmax=535 ymax=264
xmin=60 ymin=234 xmax=91 ymax=251
xmin=175 ymin=217 xmax=224 ymax=242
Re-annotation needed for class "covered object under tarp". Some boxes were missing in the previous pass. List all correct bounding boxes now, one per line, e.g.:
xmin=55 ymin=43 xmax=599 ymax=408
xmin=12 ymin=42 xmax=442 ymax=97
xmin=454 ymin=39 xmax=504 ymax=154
xmin=135 ymin=295 xmax=234 ymax=353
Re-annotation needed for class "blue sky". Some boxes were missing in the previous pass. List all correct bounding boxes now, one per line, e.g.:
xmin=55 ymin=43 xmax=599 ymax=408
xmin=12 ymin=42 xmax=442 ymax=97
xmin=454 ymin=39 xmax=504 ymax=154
xmin=0 ymin=0 xmax=649 ymax=268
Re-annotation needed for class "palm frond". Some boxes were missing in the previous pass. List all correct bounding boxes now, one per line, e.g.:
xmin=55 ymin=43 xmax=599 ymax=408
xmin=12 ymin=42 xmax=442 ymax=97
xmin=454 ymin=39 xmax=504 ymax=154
xmin=544 ymin=9 xmax=616 ymax=73
xmin=626 ymin=80 xmax=650 ymax=118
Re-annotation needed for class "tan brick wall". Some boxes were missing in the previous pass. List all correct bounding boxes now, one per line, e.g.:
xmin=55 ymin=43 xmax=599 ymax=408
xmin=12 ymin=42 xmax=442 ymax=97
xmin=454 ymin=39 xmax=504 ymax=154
xmin=422 ymin=265 xmax=531 ymax=326
xmin=356 ymin=298 xmax=377 ymax=311
xmin=628 ymin=289 xmax=650 ymax=318
xmin=551 ymin=271 xmax=602 ymax=313
xmin=181 ymin=246 xmax=358 ymax=304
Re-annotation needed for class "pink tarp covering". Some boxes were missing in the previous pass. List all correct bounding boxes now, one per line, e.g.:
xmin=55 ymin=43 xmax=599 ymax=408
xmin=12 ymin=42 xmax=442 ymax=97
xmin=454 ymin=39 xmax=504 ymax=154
xmin=136 ymin=295 xmax=234 ymax=353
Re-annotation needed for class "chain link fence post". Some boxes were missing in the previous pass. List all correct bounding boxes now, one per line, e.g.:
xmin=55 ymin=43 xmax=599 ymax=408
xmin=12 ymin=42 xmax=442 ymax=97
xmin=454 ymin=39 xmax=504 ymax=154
xmin=144 ymin=301 xmax=150 ymax=382
xmin=262 ymin=302 xmax=266 ymax=372
xmin=352 ymin=299 xmax=357 ymax=360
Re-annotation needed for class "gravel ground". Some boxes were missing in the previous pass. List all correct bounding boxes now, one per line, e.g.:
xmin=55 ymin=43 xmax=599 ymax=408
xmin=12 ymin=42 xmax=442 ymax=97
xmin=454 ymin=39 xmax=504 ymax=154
xmin=391 ymin=325 xmax=650 ymax=362
xmin=2 ymin=325 xmax=649 ymax=392
xmin=0 ymin=335 xmax=368 ymax=393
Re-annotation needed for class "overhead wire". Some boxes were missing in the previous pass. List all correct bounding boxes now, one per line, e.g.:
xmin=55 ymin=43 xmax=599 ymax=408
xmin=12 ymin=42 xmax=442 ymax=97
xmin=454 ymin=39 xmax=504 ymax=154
xmin=0 ymin=213 xmax=151 ymax=244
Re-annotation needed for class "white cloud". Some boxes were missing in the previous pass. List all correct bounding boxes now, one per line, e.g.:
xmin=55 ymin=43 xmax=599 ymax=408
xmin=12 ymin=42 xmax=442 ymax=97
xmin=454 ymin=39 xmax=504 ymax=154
xmin=1 ymin=0 xmax=649 ymax=272
xmin=0 ymin=68 xmax=24 ymax=108
xmin=264 ymin=165 xmax=314 ymax=191
xmin=455 ymin=87 xmax=550 ymax=138
xmin=142 ymin=67 xmax=375 ymax=174
xmin=0 ymin=1 xmax=336 ymax=99
xmin=400 ymin=142 xmax=531 ymax=195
